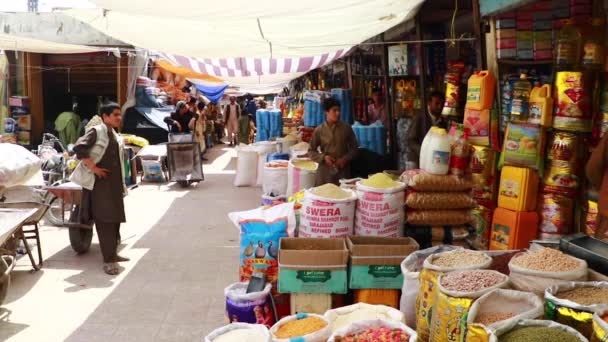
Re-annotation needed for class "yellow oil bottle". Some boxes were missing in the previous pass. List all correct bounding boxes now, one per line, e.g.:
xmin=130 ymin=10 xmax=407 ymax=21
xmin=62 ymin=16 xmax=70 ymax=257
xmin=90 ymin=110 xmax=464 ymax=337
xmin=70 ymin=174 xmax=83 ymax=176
xmin=528 ymin=84 xmax=553 ymax=126
xmin=465 ymin=70 xmax=496 ymax=110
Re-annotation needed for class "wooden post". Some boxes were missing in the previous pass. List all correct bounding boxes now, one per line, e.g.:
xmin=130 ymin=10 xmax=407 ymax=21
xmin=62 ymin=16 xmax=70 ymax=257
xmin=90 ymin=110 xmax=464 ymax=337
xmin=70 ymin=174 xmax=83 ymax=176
xmin=24 ymin=52 xmax=44 ymax=145
xmin=117 ymin=53 xmax=128 ymax=108
xmin=472 ymin=0 xmax=486 ymax=69
xmin=415 ymin=15 xmax=428 ymax=119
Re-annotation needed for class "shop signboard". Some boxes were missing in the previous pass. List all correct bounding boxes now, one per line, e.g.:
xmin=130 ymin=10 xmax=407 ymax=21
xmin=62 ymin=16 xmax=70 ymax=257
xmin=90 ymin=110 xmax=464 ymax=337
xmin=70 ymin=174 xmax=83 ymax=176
xmin=388 ymin=45 xmax=408 ymax=76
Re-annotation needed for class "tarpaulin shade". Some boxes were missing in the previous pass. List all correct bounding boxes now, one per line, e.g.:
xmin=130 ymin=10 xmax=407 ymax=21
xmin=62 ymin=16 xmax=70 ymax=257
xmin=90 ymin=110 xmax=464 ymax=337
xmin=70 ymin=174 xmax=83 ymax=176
xmin=0 ymin=32 xmax=119 ymax=54
xmin=190 ymin=80 xmax=229 ymax=103
xmin=156 ymin=60 xmax=225 ymax=84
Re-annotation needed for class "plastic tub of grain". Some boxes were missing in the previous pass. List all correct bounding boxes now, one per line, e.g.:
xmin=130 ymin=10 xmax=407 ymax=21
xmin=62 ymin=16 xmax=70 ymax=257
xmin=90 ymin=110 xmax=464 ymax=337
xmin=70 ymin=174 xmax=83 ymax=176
xmin=328 ymin=319 xmax=417 ymax=342
xmin=490 ymin=319 xmax=587 ymax=342
xmin=430 ymin=270 xmax=509 ymax=342
xmin=270 ymin=313 xmax=331 ymax=342
xmin=545 ymin=281 xmax=608 ymax=338
xmin=465 ymin=289 xmax=544 ymax=342
xmin=508 ymin=247 xmax=588 ymax=295
xmin=415 ymin=249 xmax=492 ymax=340
xmin=325 ymin=303 xmax=404 ymax=333
xmin=205 ymin=323 xmax=270 ymax=342
xmin=591 ymin=308 xmax=608 ymax=342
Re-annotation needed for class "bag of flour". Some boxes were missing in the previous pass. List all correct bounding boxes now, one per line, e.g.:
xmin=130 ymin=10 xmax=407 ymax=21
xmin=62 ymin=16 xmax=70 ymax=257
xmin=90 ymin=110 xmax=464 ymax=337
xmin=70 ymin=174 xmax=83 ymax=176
xmin=299 ymin=185 xmax=357 ymax=238
xmin=354 ymin=180 xmax=406 ymax=237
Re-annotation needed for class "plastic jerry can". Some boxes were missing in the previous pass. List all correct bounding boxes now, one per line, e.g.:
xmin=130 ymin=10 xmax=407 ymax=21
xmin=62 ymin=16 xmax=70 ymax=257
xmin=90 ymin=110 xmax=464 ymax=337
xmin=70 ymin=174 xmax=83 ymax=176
xmin=489 ymin=207 xmax=539 ymax=250
xmin=422 ymin=128 xmax=451 ymax=175
xmin=498 ymin=166 xmax=539 ymax=211
xmin=528 ymin=84 xmax=553 ymax=126
xmin=466 ymin=70 xmax=497 ymax=110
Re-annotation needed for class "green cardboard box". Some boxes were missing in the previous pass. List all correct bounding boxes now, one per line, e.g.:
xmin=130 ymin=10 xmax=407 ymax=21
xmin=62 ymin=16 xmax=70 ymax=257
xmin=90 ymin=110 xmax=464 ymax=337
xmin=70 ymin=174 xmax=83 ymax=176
xmin=278 ymin=238 xmax=348 ymax=294
xmin=348 ymin=236 xmax=419 ymax=289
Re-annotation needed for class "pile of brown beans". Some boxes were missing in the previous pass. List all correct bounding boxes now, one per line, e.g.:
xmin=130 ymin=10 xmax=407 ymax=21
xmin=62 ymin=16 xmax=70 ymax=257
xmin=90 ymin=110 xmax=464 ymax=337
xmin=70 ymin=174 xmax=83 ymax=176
xmin=557 ymin=287 xmax=608 ymax=306
xmin=511 ymin=248 xmax=580 ymax=272
xmin=474 ymin=312 xmax=516 ymax=326
xmin=430 ymin=250 xmax=489 ymax=268
xmin=440 ymin=270 xmax=507 ymax=292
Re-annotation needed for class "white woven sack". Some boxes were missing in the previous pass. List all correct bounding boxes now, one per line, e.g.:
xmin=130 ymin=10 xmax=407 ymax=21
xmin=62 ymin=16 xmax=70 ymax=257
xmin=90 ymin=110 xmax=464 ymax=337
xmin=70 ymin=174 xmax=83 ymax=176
xmin=262 ymin=161 xmax=288 ymax=196
xmin=252 ymin=141 xmax=279 ymax=186
xmin=205 ymin=323 xmax=270 ymax=342
xmin=328 ymin=319 xmax=417 ymax=342
xmin=286 ymin=158 xmax=318 ymax=197
xmin=299 ymin=188 xmax=357 ymax=238
xmin=466 ymin=289 xmax=544 ymax=331
xmin=270 ymin=313 xmax=331 ymax=342
xmin=325 ymin=303 xmax=404 ymax=333
xmin=234 ymin=145 xmax=259 ymax=187
xmin=354 ymin=181 xmax=406 ymax=237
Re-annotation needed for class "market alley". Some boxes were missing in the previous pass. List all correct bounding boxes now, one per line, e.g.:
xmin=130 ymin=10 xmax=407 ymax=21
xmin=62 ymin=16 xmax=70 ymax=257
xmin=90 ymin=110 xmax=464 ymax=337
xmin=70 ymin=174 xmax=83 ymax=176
xmin=1 ymin=146 xmax=256 ymax=342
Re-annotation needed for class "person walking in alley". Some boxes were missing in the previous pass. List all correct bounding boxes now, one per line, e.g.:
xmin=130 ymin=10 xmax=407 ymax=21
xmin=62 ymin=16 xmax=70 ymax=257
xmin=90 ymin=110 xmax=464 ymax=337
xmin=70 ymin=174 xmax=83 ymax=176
xmin=71 ymin=103 xmax=129 ymax=275
xmin=165 ymin=101 xmax=196 ymax=133
xmin=587 ymin=133 xmax=608 ymax=240
xmin=224 ymin=96 xmax=241 ymax=146
xmin=308 ymin=97 xmax=359 ymax=185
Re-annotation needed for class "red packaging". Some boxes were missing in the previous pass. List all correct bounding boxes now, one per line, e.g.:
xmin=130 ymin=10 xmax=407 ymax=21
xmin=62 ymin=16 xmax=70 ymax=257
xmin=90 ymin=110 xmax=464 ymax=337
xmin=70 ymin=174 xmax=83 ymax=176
xmin=516 ymin=11 xmax=534 ymax=21
xmin=539 ymin=192 xmax=574 ymax=238
xmin=496 ymin=38 xmax=517 ymax=49
xmin=516 ymin=20 xmax=534 ymax=30
xmin=570 ymin=4 xmax=591 ymax=15
xmin=534 ymin=50 xmax=553 ymax=60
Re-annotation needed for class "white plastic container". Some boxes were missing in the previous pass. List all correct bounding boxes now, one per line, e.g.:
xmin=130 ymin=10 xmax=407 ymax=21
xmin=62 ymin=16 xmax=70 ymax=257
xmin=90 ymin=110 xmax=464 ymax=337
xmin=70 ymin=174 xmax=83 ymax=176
xmin=422 ymin=128 xmax=450 ymax=175
xmin=419 ymin=127 xmax=436 ymax=171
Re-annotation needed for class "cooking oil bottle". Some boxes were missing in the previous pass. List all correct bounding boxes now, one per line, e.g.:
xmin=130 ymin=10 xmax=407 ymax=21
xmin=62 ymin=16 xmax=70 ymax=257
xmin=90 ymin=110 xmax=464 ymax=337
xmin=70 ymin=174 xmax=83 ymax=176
xmin=582 ymin=18 xmax=605 ymax=70
xmin=510 ymin=74 xmax=532 ymax=123
xmin=555 ymin=19 xmax=582 ymax=70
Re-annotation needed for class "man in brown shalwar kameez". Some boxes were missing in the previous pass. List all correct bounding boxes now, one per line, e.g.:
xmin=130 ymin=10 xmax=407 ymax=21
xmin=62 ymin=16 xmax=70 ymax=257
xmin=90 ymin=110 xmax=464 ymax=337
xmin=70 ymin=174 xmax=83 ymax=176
xmin=308 ymin=97 xmax=359 ymax=186
xmin=72 ymin=102 xmax=128 ymax=275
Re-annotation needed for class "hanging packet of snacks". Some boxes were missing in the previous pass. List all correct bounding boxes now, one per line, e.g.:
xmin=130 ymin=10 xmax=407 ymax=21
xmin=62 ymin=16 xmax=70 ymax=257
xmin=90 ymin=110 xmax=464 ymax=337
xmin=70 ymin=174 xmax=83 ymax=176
xmin=464 ymin=289 xmax=544 ymax=342
xmin=448 ymin=123 xmax=471 ymax=177
xmin=468 ymin=145 xmax=498 ymax=208
xmin=545 ymin=282 xmax=608 ymax=339
xmin=591 ymin=309 xmax=608 ymax=342
xmin=415 ymin=250 xmax=492 ymax=340
xmin=553 ymin=71 xmax=593 ymax=133
xmin=442 ymin=62 xmax=466 ymax=117
xmin=430 ymin=270 xmax=509 ymax=342
xmin=585 ymin=200 xmax=599 ymax=236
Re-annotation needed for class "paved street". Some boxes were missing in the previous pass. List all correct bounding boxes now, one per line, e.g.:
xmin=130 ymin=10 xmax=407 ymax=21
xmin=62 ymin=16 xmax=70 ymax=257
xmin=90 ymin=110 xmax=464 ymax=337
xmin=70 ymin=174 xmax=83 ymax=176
xmin=1 ymin=146 xmax=259 ymax=341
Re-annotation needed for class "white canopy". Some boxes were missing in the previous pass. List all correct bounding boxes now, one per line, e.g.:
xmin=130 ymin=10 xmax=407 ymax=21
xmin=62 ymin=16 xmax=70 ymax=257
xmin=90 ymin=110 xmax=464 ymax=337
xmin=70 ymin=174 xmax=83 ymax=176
xmin=0 ymin=32 xmax=119 ymax=55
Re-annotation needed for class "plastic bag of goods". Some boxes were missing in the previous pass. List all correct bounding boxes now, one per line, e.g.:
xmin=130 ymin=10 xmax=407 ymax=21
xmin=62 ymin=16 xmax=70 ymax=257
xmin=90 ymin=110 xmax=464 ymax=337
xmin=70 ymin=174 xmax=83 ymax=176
xmin=500 ymin=122 xmax=545 ymax=171
xmin=448 ymin=123 xmax=471 ymax=177
xmin=229 ymin=202 xmax=296 ymax=284
xmin=490 ymin=319 xmax=588 ymax=342
xmin=328 ymin=319 xmax=417 ymax=342
xmin=252 ymin=141 xmax=279 ymax=186
xmin=270 ymin=313 xmax=331 ymax=342
xmin=235 ymin=145 xmax=260 ymax=187
xmin=262 ymin=161 xmax=288 ymax=196
xmin=407 ymin=209 xmax=472 ymax=226
xmin=592 ymin=309 xmax=608 ymax=342
xmin=286 ymin=158 xmax=318 ymax=197
xmin=464 ymin=289 xmax=544 ymax=342
xmin=399 ymin=245 xmax=462 ymax=328
xmin=405 ymin=191 xmax=476 ymax=210
xmin=400 ymin=169 xmax=473 ymax=192
xmin=325 ymin=303 xmax=404 ymax=333
xmin=553 ymin=71 xmax=593 ymax=133
xmin=0 ymin=143 xmax=42 ymax=188
xmin=141 ymin=159 xmax=166 ymax=182
xmin=538 ymin=192 xmax=575 ymax=241
xmin=430 ymin=270 xmax=509 ymax=342
xmin=299 ymin=184 xmax=357 ymax=238
xmin=415 ymin=249 xmax=492 ymax=340
xmin=469 ymin=205 xmax=493 ymax=250
xmin=468 ymin=145 xmax=498 ymax=207
xmin=225 ymin=282 xmax=275 ymax=327
xmin=441 ymin=62 xmax=466 ymax=117
xmin=354 ymin=174 xmax=406 ymax=237
xmin=545 ymin=282 xmax=608 ymax=338
xmin=508 ymin=247 xmax=588 ymax=295
xmin=205 ymin=323 xmax=270 ymax=342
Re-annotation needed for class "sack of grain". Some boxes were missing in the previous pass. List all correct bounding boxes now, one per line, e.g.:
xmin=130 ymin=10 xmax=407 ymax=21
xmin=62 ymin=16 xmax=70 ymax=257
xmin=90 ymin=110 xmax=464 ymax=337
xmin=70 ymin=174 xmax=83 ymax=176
xmin=400 ymin=169 xmax=473 ymax=192
xmin=399 ymin=245 xmax=463 ymax=328
xmin=325 ymin=303 xmax=404 ymax=333
xmin=253 ymin=141 xmax=279 ymax=186
xmin=299 ymin=184 xmax=357 ymax=238
xmin=205 ymin=323 xmax=270 ymax=342
xmin=465 ymin=289 xmax=544 ymax=342
xmin=225 ymin=282 xmax=275 ymax=327
xmin=415 ymin=250 xmax=492 ymax=341
xmin=286 ymin=158 xmax=318 ymax=197
xmin=235 ymin=145 xmax=260 ymax=187
xmin=354 ymin=176 xmax=406 ymax=237
xmin=508 ymin=248 xmax=588 ymax=295
xmin=430 ymin=270 xmax=509 ymax=342
xmin=405 ymin=191 xmax=476 ymax=210
xmin=262 ymin=161 xmax=289 ymax=196
xmin=270 ymin=313 xmax=331 ymax=342
xmin=591 ymin=309 xmax=608 ymax=342
xmin=490 ymin=319 xmax=588 ymax=342
xmin=545 ymin=282 xmax=608 ymax=339
xmin=407 ymin=210 xmax=472 ymax=226
xmin=328 ymin=319 xmax=417 ymax=342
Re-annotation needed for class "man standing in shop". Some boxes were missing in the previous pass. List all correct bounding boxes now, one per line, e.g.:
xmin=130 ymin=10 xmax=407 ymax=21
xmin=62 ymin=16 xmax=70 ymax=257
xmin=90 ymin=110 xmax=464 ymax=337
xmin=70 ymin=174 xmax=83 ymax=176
xmin=224 ymin=96 xmax=241 ymax=146
xmin=587 ymin=134 xmax=608 ymax=240
xmin=407 ymin=90 xmax=448 ymax=168
xmin=309 ymin=97 xmax=359 ymax=185
xmin=71 ymin=102 xmax=128 ymax=275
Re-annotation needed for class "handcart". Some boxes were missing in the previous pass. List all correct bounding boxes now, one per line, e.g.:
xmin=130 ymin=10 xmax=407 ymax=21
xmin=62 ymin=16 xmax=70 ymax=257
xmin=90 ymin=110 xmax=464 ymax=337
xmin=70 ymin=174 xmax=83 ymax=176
xmin=0 ymin=207 xmax=38 ymax=305
xmin=166 ymin=133 xmax=204 ymax=187
xmin=0 ymin=202 xmax=49 ymax=271
xmin=45 ymin=182 xmax=93 ymax=254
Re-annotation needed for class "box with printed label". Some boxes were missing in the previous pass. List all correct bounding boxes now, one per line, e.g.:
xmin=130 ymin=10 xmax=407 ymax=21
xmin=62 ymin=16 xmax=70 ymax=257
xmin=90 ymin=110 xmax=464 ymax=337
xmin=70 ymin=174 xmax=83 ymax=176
xmin=278 ymin=238 xmax=348 ymax=294
xmin=14 ymin=114 xmax=31 ymax=131
xmin=347 ymin=236 xmax=418 ymax=289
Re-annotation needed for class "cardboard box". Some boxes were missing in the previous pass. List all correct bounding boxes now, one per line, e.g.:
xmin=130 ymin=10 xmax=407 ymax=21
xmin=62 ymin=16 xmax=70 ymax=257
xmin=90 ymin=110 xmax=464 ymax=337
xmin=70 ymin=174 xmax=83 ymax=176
xmin=347 ymin=236 xmax=418 ymax=289
xmin=278 ymin=238 xmax=348 ymax=294
xmin=8 ymin=96 xmax=30 ymax=108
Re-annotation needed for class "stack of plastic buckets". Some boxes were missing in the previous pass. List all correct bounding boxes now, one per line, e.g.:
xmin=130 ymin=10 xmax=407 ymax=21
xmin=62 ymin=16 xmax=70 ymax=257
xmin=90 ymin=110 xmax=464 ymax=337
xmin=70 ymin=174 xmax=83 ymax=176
xmin=255 ymin=109 xmax=283 ymax=142
xmin=352 ymin=121 xmax=386 ymax=155
xmin=331 ymin=88 xmax=354 ymax=124
xmin=304 ymin=98 xmax=325 ymax=127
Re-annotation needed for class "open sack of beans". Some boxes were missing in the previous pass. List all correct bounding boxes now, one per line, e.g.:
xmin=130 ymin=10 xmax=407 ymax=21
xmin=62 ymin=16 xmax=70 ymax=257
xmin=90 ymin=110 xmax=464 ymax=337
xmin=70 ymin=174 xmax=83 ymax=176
xmin=325 ymin=303 xmax=404 ymax=333
xmin=399 ymin=245 xmax=462 ymax=328
xmin=464 ymin=289 xmax=544 ymax=342
xmin=430 ymin=270 xmax=509 ymax=342
xmin=591 ymin=308 xmax=608 ymax=342
xmin=508 ymin=247 xmax=588 ymax=295
xmin=328 ymin=319 xmax=417 ymax=342
xmin=545 ymin=282 xmax=608 ymax=339
xmin=490 ymin=319 xmax=588 ymax=342
xmin=415 ymin=249 xmax=492 ymax=341
xmin=269 ymin=313 xmax=331 ymax=342
xmin=205 ymin=323 xmax=270 ymax=342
